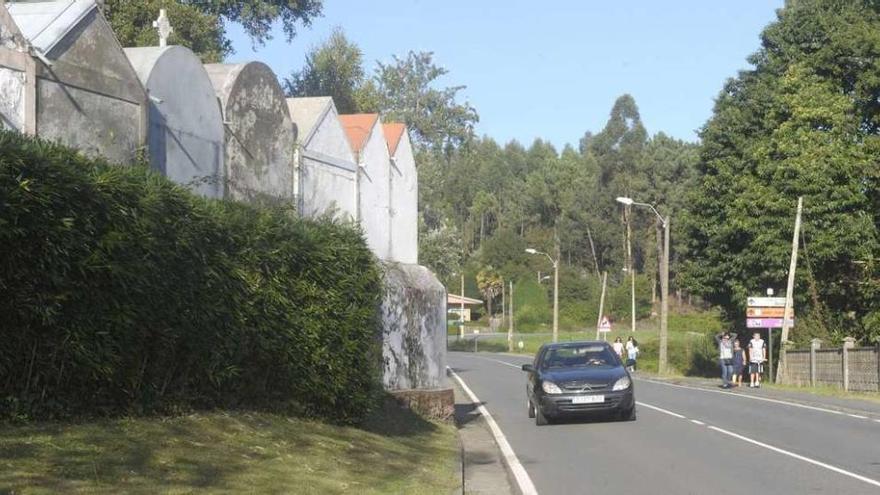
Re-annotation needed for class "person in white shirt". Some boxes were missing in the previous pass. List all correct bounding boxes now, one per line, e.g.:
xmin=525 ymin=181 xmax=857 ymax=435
xmin=612 ymin=337 xmax=624 ymax=361
xmin=748 ymin=332 xmax=766 ymax=388
xmin=625 ymin=337 xmax=639 ymax=372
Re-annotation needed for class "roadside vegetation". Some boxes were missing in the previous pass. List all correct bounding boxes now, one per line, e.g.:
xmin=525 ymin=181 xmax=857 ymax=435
xmin=0 ymin=397 xmax=459 ymax=495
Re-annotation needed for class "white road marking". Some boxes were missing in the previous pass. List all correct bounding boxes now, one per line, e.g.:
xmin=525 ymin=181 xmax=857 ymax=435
xmin=690 ymin=419 xmax=706 ymax=425
xmin=708 ymin=425 xmax=880 ymax=489
xmin=471 ymin=355 xmax=525 ymax=369
xmin=448 ymin=367 xmax=539 ymax=495
xmin=847 ymin=414 xmax=868 ymax=419
xmin=636 ymin=378 xmax=877 ymax=419
xmin=636 ymin=401 xmax=686 ymax=419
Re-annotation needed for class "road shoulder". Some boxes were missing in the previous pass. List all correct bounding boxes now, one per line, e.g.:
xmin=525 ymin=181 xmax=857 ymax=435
xmin=452 ymin=378 xmax=517 ymax=495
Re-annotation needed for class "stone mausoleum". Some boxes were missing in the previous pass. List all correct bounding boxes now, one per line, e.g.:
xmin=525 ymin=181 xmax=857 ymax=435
xmin=287 ymin=96 xmax=357 ymax=219
xmin=0 ymin=0 xmax=146 ymax=164
xmin=205 ymin=61 xmax=295 ymax=202
xmin=126 ymin=45 xmax=224 ymax=198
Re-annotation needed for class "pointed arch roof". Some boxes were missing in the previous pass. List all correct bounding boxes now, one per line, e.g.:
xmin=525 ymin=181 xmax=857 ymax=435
xmin=339 ymin=113 xmax=379 ymax=153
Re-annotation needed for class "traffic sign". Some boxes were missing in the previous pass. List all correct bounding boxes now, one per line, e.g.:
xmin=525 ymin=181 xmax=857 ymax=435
xmin=747 ymin=307 xmax=793 ymax=318
xmin=747 ymin=318 xmax=794 ymax=329
xmin=747 ymin=296 xmax=787 ymax=308
xmin=598 ymin=316 xmax=612 ymax=333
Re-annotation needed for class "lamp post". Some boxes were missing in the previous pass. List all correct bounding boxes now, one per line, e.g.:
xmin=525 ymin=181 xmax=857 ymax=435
xmin=616 ymin=196 xmax=670 ymax=374
xmin=526 ymin=248 xmax=559 ymax=343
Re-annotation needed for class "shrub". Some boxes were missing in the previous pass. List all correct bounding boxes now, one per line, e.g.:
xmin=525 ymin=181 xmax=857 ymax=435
xmin=0 ymin=132 xmax=381 ymax=422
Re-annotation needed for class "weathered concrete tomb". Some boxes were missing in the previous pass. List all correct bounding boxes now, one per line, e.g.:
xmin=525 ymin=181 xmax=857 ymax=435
xmin=0 ymin=0 xmax=146 ymax=164
xmin=126 ymin=46 xmax=224 ymax=198
xmin=204 ymin=62 xmax=295 ymax=202
xmin=287 ymin=96 xmax=357 ymax=219
xmin=384 ymin=123 xmax=418 ymax=264
xmin=340 ymin=113 xmax=391 ymax=260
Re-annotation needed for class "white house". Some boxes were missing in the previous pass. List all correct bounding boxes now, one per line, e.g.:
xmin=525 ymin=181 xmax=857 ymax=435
xmin=286 ymin=96 xmax=357 ymax=219
xmin=383 ymin=123 xmax=418 ymax=264
xmin=340 ymin=113 xmax=391 ymax=260
xmin=0 ymin=0 xmax=147 ymax=164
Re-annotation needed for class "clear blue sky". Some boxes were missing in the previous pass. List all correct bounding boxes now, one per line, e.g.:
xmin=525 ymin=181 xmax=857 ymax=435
xmin=226 ymin=1 xmax=784 ymax=149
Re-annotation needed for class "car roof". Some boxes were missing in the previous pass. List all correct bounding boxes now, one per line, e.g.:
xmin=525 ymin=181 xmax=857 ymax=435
xmin=540 ymin=341 xmax=610 ymax=350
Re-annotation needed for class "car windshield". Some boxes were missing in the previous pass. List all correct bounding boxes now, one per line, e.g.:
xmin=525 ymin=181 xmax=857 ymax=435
xmin=541 ymin=345 xmax=617 ymax=369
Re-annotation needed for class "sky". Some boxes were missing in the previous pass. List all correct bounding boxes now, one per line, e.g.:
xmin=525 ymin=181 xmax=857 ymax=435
xmin=226 ymin=1 xmax=785 ymax=149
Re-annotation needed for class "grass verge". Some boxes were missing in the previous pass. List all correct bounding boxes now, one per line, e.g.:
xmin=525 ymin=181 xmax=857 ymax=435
xmin=0 ymin=397 xmax=459 ymax=494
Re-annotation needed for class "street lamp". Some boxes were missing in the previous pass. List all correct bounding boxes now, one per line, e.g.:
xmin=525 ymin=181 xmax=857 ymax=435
xmin=526 ymin=248 xmax=559 ymax=343
xmin=616 ymin=196 xmax=671 ymax=374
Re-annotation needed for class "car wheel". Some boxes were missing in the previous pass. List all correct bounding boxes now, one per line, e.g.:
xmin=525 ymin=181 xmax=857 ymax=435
xmin=527 ymin=400 xmax=536 ymax=418
xmin=619 ymin=405 xmax=636 ymax=421
xmin=535 ymin=405 xmax=550 ymax=426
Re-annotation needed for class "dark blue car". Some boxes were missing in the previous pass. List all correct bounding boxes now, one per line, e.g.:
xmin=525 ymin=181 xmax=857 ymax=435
xmin=522 ymin=341 xmax=636 ymax=425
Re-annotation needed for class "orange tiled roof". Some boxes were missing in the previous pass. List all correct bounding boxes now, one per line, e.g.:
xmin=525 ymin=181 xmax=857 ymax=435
xmin=339 ymin=114 xmax=379 ymax=153
xmin=383 ymin=123 xmax=406 ymax=156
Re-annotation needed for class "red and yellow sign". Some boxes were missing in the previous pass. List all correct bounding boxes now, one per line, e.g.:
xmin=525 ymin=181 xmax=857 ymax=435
xmin=747 ymin=307 xmax=793 ymax=318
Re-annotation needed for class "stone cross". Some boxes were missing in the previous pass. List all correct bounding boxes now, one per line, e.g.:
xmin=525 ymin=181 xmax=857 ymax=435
xmin=153 ymin=8 xmax=173 ymax=47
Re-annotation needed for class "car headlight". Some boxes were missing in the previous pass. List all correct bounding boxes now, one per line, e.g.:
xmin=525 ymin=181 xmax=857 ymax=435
xmin=542 ymin=381 xmax=563 ymax=394
xmin=612 ymin=376 xmax=632 ymax=391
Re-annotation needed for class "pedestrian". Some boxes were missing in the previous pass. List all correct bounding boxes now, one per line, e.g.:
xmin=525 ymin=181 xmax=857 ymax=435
xmin=748 ymin=331 xmax=767 ymax=388
xmin=731 ymin=339 xmax=745 ymax=387
xmin=714 ymin=331 xmax=737 ymax=389
xmin=612 ymin=336 xmax=624 ymax=361
xmin=626 ymin=337 xmax=639 ymax=372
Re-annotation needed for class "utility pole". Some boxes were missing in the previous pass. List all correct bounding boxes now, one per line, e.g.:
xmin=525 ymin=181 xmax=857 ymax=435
xmin=777 ymin=197 xmax=803 ymax=383
xmin=659 ymin=212 xmax=670 ymax=374
xmin=508 ymin=280 xmax=514 ymax=352
xmin=595 ymin=271 xmax=608 ymax=340
xmin=627 ymin=206 xmax=636 ymax=332
xmin=460 ymin=273 xmax=465 ymax=339
xmin=553 ymin=243 xmax=560 ymax=343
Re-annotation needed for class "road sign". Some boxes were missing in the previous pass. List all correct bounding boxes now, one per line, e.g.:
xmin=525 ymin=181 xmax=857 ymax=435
xmin=747 ymin=296 xmax=787 ymax=308
xmin=598 ymin=316 xmax=612 ymax=333
xmin=747 ymin=318 xmax=794 ymax=329
xmin=747 ymin=307 xmax=793 ymax=318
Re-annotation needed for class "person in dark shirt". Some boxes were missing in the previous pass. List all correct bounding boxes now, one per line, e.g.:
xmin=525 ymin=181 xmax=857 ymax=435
xmin=731 ymin=339 xmax=746 ymax=387
xmin=714 ymin=331 xmax=738 ymax=389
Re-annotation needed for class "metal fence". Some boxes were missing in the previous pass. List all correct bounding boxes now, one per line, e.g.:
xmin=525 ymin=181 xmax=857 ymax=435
xmin=781 ymin=338 xmax=880 ymax=392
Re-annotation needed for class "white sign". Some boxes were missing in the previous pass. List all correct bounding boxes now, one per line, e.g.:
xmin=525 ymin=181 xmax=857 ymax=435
xmin=598 ymin=316 xmax=612 ymax=333
xmin=747 ymin=296 xmax=787 ymax=308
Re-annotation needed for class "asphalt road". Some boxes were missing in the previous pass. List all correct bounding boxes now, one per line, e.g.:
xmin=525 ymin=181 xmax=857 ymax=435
xmin=449 ymin=351 xmax=880 ymax=495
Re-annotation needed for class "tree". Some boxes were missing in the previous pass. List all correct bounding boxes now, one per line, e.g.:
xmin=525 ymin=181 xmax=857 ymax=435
xmin=103 ymin=0 xmax=322 ymax=62
xmin=284 ymin=28 xmax=369 ymax=114
xmin=104 ymin=0 xmax=230 ymax=62
xmin=476 ymin=269 xmax=504 ymax=318
xmin=682 ymin=0 xmax=880 ymax=341
xmin=371 ymin=51 xmax=478 ymax=153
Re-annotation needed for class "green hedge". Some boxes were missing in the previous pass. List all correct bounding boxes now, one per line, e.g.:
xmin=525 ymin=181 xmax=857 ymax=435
xmin=0 ymin=132 xmax=382 ymax=422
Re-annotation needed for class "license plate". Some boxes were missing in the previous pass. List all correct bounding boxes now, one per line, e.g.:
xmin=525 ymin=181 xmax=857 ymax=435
xmin=572 ymin=395 xmax=604 ymax=404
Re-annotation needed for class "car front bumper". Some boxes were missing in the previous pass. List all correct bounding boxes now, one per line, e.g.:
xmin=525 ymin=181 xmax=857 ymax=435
xmin=538 ymin=389 xmax=634 ymax=417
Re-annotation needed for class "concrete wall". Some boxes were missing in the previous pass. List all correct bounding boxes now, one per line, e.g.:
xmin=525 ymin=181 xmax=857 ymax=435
xmin=380 ymin=262 xmax=448 ymax=391
xmin=126 ymin=46 xmax=224 ymax=198
xmin=359 ymin=119 xmax=391 ymax=260
xmin=205 ymin=62 xmax=295 ymax=202
xmin=390 ymin=130 xmax=418 ymax=264
xmin=297 ymin=102 xmax=356 ymax=219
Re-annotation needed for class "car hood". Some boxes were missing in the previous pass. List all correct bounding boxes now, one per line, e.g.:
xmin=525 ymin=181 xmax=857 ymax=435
xmin=540 ymin=367 xmax=626 ymax=384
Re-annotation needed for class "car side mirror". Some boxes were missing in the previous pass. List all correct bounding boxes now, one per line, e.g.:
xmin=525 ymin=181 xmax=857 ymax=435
xmin=521 ymin=364 xmax=534 ymax=373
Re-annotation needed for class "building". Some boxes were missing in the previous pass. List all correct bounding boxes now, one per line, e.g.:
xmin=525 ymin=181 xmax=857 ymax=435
xmin=339 ymin=113 xmax=391 ymax=260
xmin=0 ymin=0 xmax=146 ymax=164
xmin=286 ymin=96 xmax=357 ymax=219
xmin=204 ymin=62 xmax=295 ymax=202
xmin=383 ymin=123 xmax=418 ymax=264
xmin=125 ymin=46 xmax=224 ymax=198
